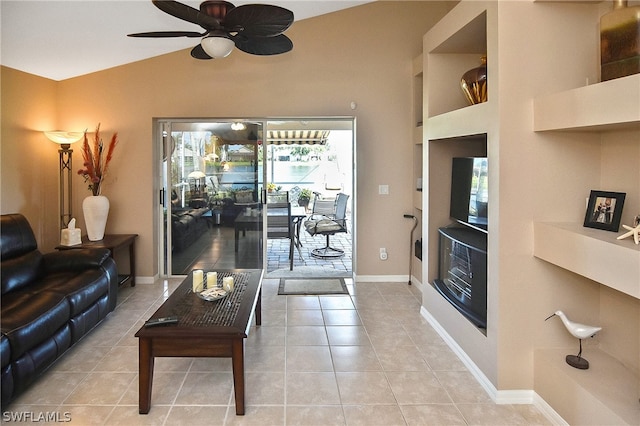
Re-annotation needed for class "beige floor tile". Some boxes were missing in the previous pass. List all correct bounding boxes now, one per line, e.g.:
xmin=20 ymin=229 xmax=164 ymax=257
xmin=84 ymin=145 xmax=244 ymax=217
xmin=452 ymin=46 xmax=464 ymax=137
xmin=164 ymin=405 xmax=229 ymax=425
xmin=287 ymin=309 xmax=324 ymax=325
xmin=375 ymin=345 xmax=430 ymax=371
xmin=49 ymin=344 xmax=111 ymax=373
xmin=246 ymin=325 xmax=286 ymax=346
xmin=64 ymin=372 xmax=136 ymax=405
xmin=58 ymin=404 xmax=116 ymax=425
xmin=286 ymin=326 xmax=329 ymax=345
xmin=285 ymin=405 xmax=345 ymax=426
xmin=260 ymin=308 xmax=287 ymax=326
xmin=319 ymin=295 xmax=355 ymax=310
xmin=418 ymin=344 xmax=467 ymax=371
xmin=387 ymin=371 xmax=452 ymax=404
xmin=224 ymin=405 xmax=285 ymax=425
xmin=335 ymin=372 xmax=396 ymax=405
xmin=286 ymin=372 xmax=341 ymax=405
xmin=342 ymin=404 xmax=406 ymax=426
xmin=173 ymin=372 xmax=233 ymax=405
xmin=322 ymin=309 xmax=362 ymax=326
xmin=245 ymin=345 xmax=285 ymax=372
xmin=286 ymin=345 xmax=334 ymax=371
xmin=105 ymin=404 xmax=170 ymax=425
xmin=120 ymin=372 xmax=186 ymax=405
xmin=14 ymin=371 xmax=90 ymax=405
xmin=399 ymin=404 xmax=467 ymax=426
xmin=330 ymin=345 xmax=382 ymax=372
xmin=434 ymin=371 xmax=493 ymax=404
xmin=94 ymin=345 xmax=139 ymax=372
xmin=456 ymin=403 xmax=531 ymax=425
xmin=326 ymin=326 xmax=370 ymax=346
xmin=286 ymin=296 xmax=321 ymax=310
xmin=245 ymin=372 xmax=285 ymax=405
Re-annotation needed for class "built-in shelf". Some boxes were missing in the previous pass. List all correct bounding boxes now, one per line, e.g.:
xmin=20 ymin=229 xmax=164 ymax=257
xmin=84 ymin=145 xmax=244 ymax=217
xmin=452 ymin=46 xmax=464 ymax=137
xmin=533 ymin=74 xmax=640 ymax=132
xmin=535 ymin=347 xmax=640 ymax=425
xmin=533 ymin=222 xmax=640 ymax=299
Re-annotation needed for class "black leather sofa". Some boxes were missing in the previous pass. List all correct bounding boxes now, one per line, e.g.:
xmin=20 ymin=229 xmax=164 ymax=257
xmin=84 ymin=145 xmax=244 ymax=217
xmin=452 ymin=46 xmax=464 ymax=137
xmin=1 ymin=214 xmax=118 ymax=408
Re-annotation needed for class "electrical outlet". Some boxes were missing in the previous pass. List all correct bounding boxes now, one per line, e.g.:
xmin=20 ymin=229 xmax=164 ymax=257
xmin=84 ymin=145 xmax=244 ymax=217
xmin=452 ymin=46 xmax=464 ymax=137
xmin=379 ymin=248 xmax=388 ymax=261
xmin=379 ymin=185 xmax=389 ymax=195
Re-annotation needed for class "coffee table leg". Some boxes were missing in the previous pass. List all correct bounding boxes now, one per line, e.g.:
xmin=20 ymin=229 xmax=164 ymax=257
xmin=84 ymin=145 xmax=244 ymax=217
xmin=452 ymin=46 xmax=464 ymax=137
xmin=139 ymin=338 xmax=154 ymax=414
xmin=231 ymin=339 xmax=245 ymax=415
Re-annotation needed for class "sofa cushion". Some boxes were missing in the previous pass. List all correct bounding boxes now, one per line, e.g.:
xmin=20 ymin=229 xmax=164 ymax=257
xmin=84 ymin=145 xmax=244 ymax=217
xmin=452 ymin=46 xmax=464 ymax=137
xmin=1 ymin=291 xmax=70 ymax=361
xmin=1 ymin=250 xmax=44 ymax=295
xmin=40 ymin=270 xmax=110 ymax=316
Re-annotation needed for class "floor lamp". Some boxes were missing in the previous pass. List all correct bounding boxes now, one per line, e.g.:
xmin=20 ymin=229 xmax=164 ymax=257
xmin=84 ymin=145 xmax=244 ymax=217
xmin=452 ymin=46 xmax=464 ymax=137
xmin=44 ymin=131 xmax=84 ymax=228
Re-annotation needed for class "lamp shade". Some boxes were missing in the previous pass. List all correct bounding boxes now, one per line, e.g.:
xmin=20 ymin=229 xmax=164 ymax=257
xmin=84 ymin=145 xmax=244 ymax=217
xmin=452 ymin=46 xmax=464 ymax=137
xmin=44 ymin=131 xmax=83 ymax=145
xmin=188 ymin=171 xmax=206 ymax=179
xmin=201 ymin=35 xmax=235 ymax=59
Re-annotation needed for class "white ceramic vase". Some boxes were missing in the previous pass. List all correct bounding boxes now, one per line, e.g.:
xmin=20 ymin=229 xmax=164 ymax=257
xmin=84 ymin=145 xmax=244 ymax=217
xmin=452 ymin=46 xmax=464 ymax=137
xmin=82 ymin=195 xmax=110 ymax=241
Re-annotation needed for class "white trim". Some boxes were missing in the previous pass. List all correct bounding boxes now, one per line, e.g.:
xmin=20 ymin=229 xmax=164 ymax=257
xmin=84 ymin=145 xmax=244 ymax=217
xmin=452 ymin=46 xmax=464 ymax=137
xmin=134 ymin=275 xmax=156 ymax=284
xmin=355 ymin=274 xmax=408 ymax=282
xmin=420 ymin=306 xmax=567 ymax=425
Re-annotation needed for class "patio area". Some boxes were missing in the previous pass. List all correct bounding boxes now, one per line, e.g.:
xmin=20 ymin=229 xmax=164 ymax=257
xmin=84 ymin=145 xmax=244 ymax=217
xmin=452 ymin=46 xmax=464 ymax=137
xmin=172 ymin=220 xmax=352 ymax=279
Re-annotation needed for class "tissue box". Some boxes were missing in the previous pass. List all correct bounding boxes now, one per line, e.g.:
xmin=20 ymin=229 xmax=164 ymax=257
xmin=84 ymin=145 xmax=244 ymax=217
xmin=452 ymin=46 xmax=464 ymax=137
xmin=60 ymin=228 xmax=81 ymax=246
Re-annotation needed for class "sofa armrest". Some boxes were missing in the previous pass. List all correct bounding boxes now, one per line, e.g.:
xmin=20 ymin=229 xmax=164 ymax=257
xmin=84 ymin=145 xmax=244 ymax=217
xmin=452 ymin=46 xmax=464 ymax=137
xmin=42 ymin=248 xmax=112 ymax=273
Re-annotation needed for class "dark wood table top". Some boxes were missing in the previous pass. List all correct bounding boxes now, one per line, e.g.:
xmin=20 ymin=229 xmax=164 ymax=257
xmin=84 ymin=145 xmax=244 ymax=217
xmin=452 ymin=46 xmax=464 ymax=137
xmin=55 ymin=233 xmax=138 ymax=250
xmin=135 ymin=269 xmax=263 ymax=339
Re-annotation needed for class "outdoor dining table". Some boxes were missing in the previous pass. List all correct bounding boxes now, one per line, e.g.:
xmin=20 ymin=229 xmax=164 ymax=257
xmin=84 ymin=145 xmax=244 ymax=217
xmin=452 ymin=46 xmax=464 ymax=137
xmin=234 ymin=205 xmax=307 ymax=252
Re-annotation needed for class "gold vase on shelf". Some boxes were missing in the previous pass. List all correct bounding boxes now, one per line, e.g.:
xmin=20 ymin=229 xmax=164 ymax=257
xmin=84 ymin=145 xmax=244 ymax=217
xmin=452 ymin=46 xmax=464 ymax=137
xmin=460 ymin=56 xmax=487 ymax=105
xmin=600 ymin=0 xmax=640 ymax=81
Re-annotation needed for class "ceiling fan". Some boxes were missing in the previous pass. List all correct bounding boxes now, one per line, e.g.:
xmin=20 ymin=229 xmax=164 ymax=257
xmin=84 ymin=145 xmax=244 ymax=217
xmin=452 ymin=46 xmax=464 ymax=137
xmin=128 ymin=0 xmax=294 ymax=59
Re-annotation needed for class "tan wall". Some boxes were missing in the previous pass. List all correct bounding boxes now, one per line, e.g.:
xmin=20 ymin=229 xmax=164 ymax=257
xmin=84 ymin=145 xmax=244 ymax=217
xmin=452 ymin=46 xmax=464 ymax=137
xmin=0 ymin=67 xmax=61 ymax=249
xmin=0 ymin=1 xmax=456 ymax=277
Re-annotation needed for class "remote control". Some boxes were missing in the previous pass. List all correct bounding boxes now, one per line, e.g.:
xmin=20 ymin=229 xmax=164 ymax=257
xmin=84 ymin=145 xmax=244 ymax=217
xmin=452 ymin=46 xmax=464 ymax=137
xmin=144 ymin=316 xmax=179 ymax=327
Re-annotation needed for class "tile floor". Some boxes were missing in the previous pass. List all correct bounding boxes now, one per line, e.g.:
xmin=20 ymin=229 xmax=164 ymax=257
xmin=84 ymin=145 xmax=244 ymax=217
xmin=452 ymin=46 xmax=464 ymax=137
xmin=4 ymin=278 xmax=551 ymax=425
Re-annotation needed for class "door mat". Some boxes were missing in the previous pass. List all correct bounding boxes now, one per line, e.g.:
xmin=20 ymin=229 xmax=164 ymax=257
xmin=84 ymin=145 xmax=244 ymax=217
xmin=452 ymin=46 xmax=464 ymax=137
xmin=278 ymin=278 xmax=348 ymax=295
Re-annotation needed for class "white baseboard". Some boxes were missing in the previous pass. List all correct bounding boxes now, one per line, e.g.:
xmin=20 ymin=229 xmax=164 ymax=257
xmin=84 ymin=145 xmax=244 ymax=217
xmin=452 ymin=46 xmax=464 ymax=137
xmin=354 ymin=275 xmax=408 ymax=283
xmin=133 ymin=276 xmax=156 ymax=284
xmin=419 ymin=306 xmax=567 ymax=425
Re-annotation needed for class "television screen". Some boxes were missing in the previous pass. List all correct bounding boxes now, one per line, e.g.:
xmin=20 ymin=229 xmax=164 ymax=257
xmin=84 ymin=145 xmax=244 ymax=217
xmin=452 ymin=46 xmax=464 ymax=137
xmin=450 ymin=157 xmax=488 ymax=232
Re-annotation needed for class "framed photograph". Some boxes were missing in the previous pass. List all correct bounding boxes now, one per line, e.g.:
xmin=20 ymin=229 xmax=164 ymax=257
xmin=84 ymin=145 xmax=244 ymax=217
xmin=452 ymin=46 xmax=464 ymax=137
xmin=583 ymin=190 xmax=626 ymax=232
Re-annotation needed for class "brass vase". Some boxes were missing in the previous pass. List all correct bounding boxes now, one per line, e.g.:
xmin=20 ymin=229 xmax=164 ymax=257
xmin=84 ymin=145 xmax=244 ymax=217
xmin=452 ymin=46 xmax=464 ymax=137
xmin=460 ymin=56 xmax=488 ymax=105
xmin=600 ymin=0 xmax=640 ymax=81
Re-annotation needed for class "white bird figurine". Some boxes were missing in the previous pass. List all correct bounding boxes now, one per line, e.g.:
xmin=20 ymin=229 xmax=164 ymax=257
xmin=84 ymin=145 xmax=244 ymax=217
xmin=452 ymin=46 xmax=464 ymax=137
xmin=545 ymin=310 xmax=601 ymax=370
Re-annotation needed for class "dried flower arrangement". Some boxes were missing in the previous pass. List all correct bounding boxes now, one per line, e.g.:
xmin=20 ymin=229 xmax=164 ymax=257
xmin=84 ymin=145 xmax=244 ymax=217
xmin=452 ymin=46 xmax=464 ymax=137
xmin=77 ymin=123 xmax=118 ymax=196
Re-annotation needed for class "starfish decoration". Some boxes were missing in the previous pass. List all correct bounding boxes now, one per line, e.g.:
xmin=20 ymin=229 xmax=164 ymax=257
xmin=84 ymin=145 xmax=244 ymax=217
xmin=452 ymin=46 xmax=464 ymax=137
xmin=617 ymin=223 xmax=640 ymax=245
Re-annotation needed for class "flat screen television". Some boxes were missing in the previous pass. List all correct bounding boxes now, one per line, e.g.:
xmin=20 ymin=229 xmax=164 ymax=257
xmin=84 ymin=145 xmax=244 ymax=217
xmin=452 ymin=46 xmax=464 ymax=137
xmin=450 ymin=157 xmax=488 ymax=233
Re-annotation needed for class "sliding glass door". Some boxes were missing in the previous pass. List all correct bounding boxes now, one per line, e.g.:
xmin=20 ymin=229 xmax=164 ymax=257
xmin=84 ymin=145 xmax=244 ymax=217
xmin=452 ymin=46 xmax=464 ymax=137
xmin=157 ymin=117 xmax=355 ymax=278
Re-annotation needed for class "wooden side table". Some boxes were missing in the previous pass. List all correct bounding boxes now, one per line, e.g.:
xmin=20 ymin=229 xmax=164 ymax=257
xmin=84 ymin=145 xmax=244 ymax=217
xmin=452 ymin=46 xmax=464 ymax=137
xmin=56 ymin=234 xmax=138 ymax=287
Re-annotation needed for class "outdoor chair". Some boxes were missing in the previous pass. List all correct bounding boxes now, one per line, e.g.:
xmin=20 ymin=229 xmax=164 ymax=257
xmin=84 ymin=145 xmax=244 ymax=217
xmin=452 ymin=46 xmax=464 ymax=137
xmin=304 ymin=193 xmax=349 ymax=259
xmin=267 ymin=202 xmax=294 ymax=270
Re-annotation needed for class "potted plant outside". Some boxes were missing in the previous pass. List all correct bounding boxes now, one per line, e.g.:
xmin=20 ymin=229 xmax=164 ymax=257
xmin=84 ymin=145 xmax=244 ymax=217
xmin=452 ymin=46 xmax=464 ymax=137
xmin=298 ymin=189 xmax=312 ymax=208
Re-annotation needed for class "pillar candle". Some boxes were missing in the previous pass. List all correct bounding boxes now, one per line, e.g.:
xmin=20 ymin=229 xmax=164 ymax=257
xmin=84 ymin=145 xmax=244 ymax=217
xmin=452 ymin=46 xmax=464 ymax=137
xmin=192 ymin=270 xmax=204 ymax=292
xmin=206 ymin=272 xmax=217 ymax=289
xmin=222 ymin=276 xmax=234 ymax=292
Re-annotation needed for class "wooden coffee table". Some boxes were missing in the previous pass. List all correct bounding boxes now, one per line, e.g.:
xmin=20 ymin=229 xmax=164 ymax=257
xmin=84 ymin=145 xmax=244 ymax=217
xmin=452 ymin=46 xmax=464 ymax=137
xmin=135 ymin=269 xmax=263 ymax=415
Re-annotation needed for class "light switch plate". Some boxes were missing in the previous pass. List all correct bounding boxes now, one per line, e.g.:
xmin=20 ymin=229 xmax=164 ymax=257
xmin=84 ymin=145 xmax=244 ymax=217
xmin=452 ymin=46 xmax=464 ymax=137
xmin=379 ymin=185 xmax=389 ymax=195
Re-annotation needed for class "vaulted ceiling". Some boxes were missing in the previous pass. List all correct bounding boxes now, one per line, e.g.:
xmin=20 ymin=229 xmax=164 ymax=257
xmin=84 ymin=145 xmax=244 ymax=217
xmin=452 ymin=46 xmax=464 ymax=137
xmin=0 ymin=1 xmax=372 ymax=81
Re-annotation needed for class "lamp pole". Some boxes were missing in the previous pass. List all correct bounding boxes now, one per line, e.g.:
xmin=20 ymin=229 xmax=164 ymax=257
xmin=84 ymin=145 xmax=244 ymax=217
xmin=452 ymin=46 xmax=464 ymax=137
xmin=45 ymin=131 xmax=83 ymax=229
xmin=59 ymin=143 xmax=73 ymax=228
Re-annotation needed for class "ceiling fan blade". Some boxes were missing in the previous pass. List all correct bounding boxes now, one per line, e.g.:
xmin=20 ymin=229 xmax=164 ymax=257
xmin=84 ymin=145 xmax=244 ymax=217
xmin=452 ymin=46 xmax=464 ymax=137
xmin=224 ymin=4 xmax=294 ymax=37
xmin=190 ymin=44 xmax=212 ymax=60
xmin=233 ymin=34 xmax=293 ymax=56
xmin=152 ymin=0 xmax=221 ymax=30
xmin=128 ymin=31 xmax=205 ymax=38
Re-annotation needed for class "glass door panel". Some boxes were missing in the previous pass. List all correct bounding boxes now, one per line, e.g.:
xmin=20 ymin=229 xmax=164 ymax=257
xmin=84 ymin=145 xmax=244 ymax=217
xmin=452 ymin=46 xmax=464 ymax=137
xmin=161 ymin=120 xmax=264 ymax=276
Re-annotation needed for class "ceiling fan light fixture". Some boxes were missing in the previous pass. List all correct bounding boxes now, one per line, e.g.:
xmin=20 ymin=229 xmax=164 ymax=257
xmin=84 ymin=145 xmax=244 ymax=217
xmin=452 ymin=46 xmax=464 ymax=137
xmin=201 ymin=35 xmax=235 ymax=58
